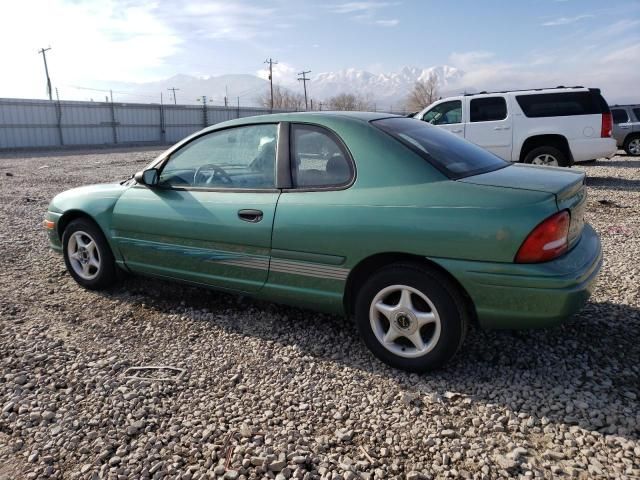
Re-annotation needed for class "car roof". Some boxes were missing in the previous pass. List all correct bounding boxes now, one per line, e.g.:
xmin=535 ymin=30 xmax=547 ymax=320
xmin=201 ymin=111 xmax=398 ymax=132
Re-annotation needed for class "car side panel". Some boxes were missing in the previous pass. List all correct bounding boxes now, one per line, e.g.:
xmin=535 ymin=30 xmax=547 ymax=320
xmin=264 ymin=181 xmax=557 ymax=314
xmin=510 ymin=99 xmax=616 ymax=161
xmin=111 ymin=186 xmax=279 ymax=293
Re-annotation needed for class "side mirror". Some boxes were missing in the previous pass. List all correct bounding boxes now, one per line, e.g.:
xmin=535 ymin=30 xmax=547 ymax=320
xmin=134 ymin=168 xmax=159 ymax=187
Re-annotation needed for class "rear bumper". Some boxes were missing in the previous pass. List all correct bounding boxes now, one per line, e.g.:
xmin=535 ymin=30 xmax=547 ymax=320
xmin=570 ymin=137 xmax=617 ymax=162
xmin=431 ymin=224 xmax=602 ymax=329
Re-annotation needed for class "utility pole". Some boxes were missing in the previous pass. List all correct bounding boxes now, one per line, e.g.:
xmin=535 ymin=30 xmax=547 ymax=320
xmin=264 ymin=58 xmax=278 ymax=110
xmin=224 ymin=85 xmax=228 ymax=107
xmin=55 ymin=87 xmax=63 ymax=146
xmin=297 ymin=70 xmax=311 ymax=110
xmin=167 ymin=87 xmax=180 ymax=104
xmin=197 ymin=95 xmax=209 ymax=126
xmin=38 ymin=47 xmax=53 ymax=101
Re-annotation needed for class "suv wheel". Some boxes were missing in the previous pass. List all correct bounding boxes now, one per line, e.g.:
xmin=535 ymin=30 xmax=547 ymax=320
xmin=523 ymin=146 xmax=568 ymax=167
xmin=62 ymin=218 xmax=117 ymax=290
xmin=354 ymin=263 xmax=468 ymax=372
xmin=624 ymin=135 xmax=640 ymax=156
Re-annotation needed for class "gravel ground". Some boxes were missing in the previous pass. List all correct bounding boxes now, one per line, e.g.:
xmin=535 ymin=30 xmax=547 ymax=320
xmin=0 ymin=148 xmax=638 ymax=480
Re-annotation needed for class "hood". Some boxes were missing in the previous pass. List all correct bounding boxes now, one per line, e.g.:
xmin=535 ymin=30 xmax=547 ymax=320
xmin=48 ymin=182 xmax=128 ymax=214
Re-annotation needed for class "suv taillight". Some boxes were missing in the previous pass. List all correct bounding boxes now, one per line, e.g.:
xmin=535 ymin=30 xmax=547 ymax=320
xmin=601 ymin=112 xmax=612 ymax=138
xmin=515 ymin=211 xmax=570 ymax=263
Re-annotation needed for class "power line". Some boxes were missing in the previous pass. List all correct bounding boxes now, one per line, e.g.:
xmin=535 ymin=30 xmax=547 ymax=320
xmin=38 ymin=47 xmax=53 ymax=101
xmin=264 ymin=58 xmax=278 ymax=110
xmin=167 ymin=87 xmax=180 ymax=104
xmin=297 ymin=70 xmax=311 ymax=111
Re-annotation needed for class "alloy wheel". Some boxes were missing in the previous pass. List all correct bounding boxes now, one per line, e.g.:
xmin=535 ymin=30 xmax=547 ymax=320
xmin=629 ymin=139 xmax=640 ymax=155
xmin=531 ymin=154 xmax=559 ymax=166
xmin=369 ymin=284 xmax=442 ymax=359
xmin=67 ymin=230 xmax=101 ymax=280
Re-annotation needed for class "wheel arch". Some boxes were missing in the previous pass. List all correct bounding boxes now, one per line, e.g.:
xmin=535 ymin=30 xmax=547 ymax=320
xmin=56 ymin=209 xmax=98 ymax=240
xmin=623 ymin=132 xmax=640 ymax=149
xmin=519 ymin=134 xmax=572 ymax=163
xmin=343 ymin=252 xmax=476 ymax=321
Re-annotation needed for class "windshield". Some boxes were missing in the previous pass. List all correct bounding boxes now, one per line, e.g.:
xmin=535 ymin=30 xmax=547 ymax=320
xmin=372 ymin=117 xmax=508 ymax=179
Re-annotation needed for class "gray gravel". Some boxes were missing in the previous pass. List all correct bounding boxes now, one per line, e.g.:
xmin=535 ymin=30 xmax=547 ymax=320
xmin=0 ymin=148 xmax=639 ymax=479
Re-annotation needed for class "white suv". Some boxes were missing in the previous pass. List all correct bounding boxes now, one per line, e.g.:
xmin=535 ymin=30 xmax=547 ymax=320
xmin=413 ymin=87 xmax=617 ymax=167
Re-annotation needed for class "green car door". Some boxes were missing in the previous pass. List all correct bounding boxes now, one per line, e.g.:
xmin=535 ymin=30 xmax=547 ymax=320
xmin=111 ymin=123 xmax=281 ymax=293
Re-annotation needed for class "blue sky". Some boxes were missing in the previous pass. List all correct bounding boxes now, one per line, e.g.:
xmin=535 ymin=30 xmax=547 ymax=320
xmin=1 ymin=0 xmax=639 ymax=102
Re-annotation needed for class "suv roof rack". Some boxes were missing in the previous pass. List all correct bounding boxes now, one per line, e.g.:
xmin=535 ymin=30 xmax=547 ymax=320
xmin=462 ymin=86 xmax=585 ymax=97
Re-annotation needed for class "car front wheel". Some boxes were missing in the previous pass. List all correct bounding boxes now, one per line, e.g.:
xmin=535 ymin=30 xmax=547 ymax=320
xmin=62 ymin=218 xmax=117 ymax=290
xmin=354 ymin=263 xmax=468 ymax=372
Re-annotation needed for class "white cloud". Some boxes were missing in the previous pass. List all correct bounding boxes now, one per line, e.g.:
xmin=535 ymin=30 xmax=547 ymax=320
xmin=375 ymin=19 xmax=399 ymax=27
xmin=255 ymin=62 xmax=298 ymax=85
xmin=177 ymin=1 xmax=278 ymax=40
xmin=328 ymin=2 xmax=400 ymax=14
xmin=446 ymin=37 xmax=640 ymax=104
xmin=542 ymin=14 xmax=594 ymax=26
xmin=0 ymin=0 xmax=181 ymax=97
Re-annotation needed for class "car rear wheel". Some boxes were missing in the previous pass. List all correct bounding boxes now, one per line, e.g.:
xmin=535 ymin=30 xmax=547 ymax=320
xmin=524 ymin=146 xmax=568 ymax=167
xmin=624 ymin=135 xmax=640 ymax=156
xmin=62 ymin=218 xmax=117 ymax=290
xmin=354 ymin=263 xmax=468 ymax=372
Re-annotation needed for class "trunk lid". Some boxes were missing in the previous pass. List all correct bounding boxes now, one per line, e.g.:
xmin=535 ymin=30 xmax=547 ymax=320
xmin=460 ymin=164 xmax=587 ymax=245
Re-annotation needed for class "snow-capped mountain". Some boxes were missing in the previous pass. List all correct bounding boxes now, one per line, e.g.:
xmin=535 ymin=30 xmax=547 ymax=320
xmin=309 ymin=65 xmax=463 ymax=106
xmin=73 ymin=66 xmax=466 ymax=107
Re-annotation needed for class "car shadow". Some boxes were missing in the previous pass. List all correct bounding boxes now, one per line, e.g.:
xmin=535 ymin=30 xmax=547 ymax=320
xmin=0 ymin=145 xmax=167 ymax=159
xmin=99 ymin=274 xmax=640 ymax=442
xmin=581 ymin=158 xmax=640 ymax=169
xmin=585 ymin=176 xmax=640 ymax=191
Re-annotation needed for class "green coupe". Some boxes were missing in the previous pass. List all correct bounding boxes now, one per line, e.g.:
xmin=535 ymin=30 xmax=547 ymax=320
xmin=45 ymin=112 xmax=602 ymax=371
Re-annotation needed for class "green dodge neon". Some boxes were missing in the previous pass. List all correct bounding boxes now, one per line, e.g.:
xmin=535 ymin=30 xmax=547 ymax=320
xmin=45 ymin=112 xmax=602 ymax=371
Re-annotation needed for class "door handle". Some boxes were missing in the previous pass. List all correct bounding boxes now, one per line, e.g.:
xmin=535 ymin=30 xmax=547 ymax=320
xmin=494 ymin=126 xmax=511 ymax=131
xmin=238 ymin=209 xmax=263 ymax=223
xmin=620 ymin=125 xmax=630 ymax=129
xmin=451 ymin=129 xmax=463 ymax=133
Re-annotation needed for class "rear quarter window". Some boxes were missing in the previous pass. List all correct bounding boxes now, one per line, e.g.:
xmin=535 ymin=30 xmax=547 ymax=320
xmin=632 ymin=108 xmax=640 ymax=122
xmin=516 ymin=92 xmax=607 ymax=118
xmin=611 ymin=109 xmax=629 ymax=124
xmin=373 ymin=117 xmax=508 ymax=179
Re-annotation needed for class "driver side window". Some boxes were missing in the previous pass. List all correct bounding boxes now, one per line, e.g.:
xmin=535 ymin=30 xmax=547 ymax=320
xmin=159 ymin=124 xmax=278 ymax=189
xmin=422 ymin=100 xmax=462 ymax=125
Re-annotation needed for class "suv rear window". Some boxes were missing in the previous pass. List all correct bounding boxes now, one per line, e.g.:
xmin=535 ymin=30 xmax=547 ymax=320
xmin=373 ymin=117 xmax=507 ymax=179
xmin=470 ymin=97 xmax=507 ymax=122
xmin=633 ymin=108 xmax=640 ymax=121
xmin=516 ymin=91 xmax=608 ymax=118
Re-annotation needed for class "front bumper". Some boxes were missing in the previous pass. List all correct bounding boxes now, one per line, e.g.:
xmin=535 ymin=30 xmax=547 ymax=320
xmin=432 ymin=224 xmax=602 ymax=329
xmin=45 ymin=211 xmax=63 ymax=253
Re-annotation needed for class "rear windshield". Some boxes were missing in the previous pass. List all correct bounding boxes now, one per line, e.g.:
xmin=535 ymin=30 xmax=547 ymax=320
xmin=372 ymin=117 xmax=508 ymax=179
xmin=516 ymin=91 xmax=609 ymax=118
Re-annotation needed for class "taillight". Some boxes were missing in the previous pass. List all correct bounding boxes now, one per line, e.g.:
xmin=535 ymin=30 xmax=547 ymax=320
xmin=601 ymin=112 xmax=612 ymax=138
xmin=515 ymin=211 xmax=570 ymax=263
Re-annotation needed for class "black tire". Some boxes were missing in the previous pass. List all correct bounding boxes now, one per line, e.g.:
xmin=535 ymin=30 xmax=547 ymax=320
xmin=62 ymin=218 xmax=117 ymax=290
xmin=354 ymin=263 xmax=468 ymax=372
xmin=623 ymin=134 xmax=640 ymax=156
xmin=523 ymin=146 xmax=569 ymax=167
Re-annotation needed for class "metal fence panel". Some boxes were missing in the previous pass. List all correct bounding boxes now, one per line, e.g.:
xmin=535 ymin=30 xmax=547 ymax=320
xmin=0 ymin=97 xmax=296 ymax=150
